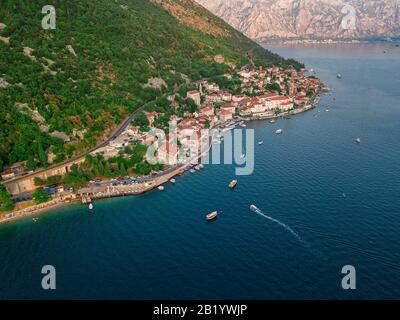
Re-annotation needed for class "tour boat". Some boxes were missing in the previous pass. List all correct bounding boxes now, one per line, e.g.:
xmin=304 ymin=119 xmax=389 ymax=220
xmin=158 ymin=185 xmax=165 ymax=191
xmin=250 ymin=205 xmax=258 ymax=212
xmin=206 ymin=211 xmax=218 ymax=221
xmin=228 ymin=180 xmax=238 ymax=189
xmin=275 ymin=129 xmax=283 ymax=135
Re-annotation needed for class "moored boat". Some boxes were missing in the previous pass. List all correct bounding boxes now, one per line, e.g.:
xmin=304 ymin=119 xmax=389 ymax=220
xmin=228 ymin=180 xmax=238 ymax=189
xmin=206 ymin=211 xmax=218 ymax=221
xmin=170 ymin=178 xmax=176 ymax=184
xmin=88 ymin=203 xmax=94 ymax=210
xmin=275 ymin=129 xmax=283 ymax=135
xmin=158 ymin=185 xmax=165 ymax=191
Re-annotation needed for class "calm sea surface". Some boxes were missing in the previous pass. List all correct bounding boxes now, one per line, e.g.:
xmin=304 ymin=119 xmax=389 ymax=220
xmin=1 ymin=43 xmax=400 ymax=299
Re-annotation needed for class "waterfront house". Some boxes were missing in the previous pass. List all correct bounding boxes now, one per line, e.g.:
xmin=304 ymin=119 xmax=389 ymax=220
xmin=218 ymin=110 xmax=233 ymax=123
xmin=221 ymin=103 xmax=236 ymax=114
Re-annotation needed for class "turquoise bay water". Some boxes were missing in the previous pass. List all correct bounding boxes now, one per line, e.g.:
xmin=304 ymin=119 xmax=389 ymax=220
xmin=1 ymin=44 xmax=400 ymax=299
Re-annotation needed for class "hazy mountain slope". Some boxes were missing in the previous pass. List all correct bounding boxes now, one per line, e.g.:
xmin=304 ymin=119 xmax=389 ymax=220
xmin=0 ymin=0 xmax=300 ymax=172
xmin=196 ymin=0 xmax=400 ymax=42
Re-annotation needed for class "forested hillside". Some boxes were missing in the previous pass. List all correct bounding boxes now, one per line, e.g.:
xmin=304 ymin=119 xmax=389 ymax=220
xmin=0 ymin=0 xmax=301 ymax=173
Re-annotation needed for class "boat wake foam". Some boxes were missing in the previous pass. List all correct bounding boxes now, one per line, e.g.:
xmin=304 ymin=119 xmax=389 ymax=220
xmin=253 ymin=207 xmax=327 ymax=259
xmin=253 ymin=208 xmax=302 ymax=243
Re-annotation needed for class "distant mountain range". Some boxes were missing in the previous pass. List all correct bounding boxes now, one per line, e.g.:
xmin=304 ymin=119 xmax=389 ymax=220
xmin=196 ymin=0 xmax=400 ymax=43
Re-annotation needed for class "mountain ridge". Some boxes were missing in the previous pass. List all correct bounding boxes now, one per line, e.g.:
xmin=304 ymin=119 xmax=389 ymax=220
xmin=196 ymin=0 xmax=400 ymax=43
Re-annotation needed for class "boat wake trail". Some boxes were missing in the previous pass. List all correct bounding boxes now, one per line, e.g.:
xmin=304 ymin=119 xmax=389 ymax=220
xmin=253 ymin=207 xmax=327 ymax=259
xmin=254 ymin=208 xmax=302 ymax=243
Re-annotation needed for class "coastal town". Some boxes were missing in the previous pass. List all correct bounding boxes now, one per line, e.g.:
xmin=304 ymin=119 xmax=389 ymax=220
xmin=0 ymin=65 xmax=323 ymax=223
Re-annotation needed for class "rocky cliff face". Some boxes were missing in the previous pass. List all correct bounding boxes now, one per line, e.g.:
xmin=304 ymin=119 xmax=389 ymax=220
xmin=196 ymin=0 xmax=400 ymax=42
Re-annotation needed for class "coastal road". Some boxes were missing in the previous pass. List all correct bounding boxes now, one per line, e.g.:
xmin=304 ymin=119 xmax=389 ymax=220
xmin=2 ymin=105 xmax=145 ymax=187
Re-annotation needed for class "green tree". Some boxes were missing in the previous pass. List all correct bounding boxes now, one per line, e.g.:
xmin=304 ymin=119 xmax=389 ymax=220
xmin=32 ymin=188 xmax=49 ymax=204
xmin=0 ymin=185 xmax=14 ymax=211
xmin=132 ymin=112 xmax=150 ymax=132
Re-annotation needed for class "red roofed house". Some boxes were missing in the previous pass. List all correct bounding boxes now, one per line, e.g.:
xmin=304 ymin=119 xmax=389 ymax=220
xmin=294 ymin=95 xmax=309 ymax=106
xmin=222 ymin=92 xmax=232 ymax=102
xmin=187 ymin=90 xmax=201 ymax=107
xmin=218 ymin=110 xmax=233 ymax=123
xmin=200 ymin=104 xmax=214 ymax=117
xmin=220 ymin=103 xmax=236 ymax=114
xmin=232 ymin=94 xmax=246 ymax=103
xmin=280 ymin=101 xmax=294 ymax=111
xmin=269 ymin=96 xmax=291 ymax=108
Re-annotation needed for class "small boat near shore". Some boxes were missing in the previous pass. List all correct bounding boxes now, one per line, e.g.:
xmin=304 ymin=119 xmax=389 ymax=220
xmin=228 ymin=180 xmax=238 ymax=189
xmin=206 ymin=211 xmax=218 ymax=221
xmin=88 ymin=203 xmax=94 ymax=210
xmin=158 ymin=186 xmax=165 ymax=191
xmin=275 ymin=129 xmax=283 ymax=135
xmin=170 ymin=178 xmax=176 ymax=184
xmin=189 ymin=168 xmax=196 ymax=173
xmin=270 ymin=119 xmax=276 ymax=124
